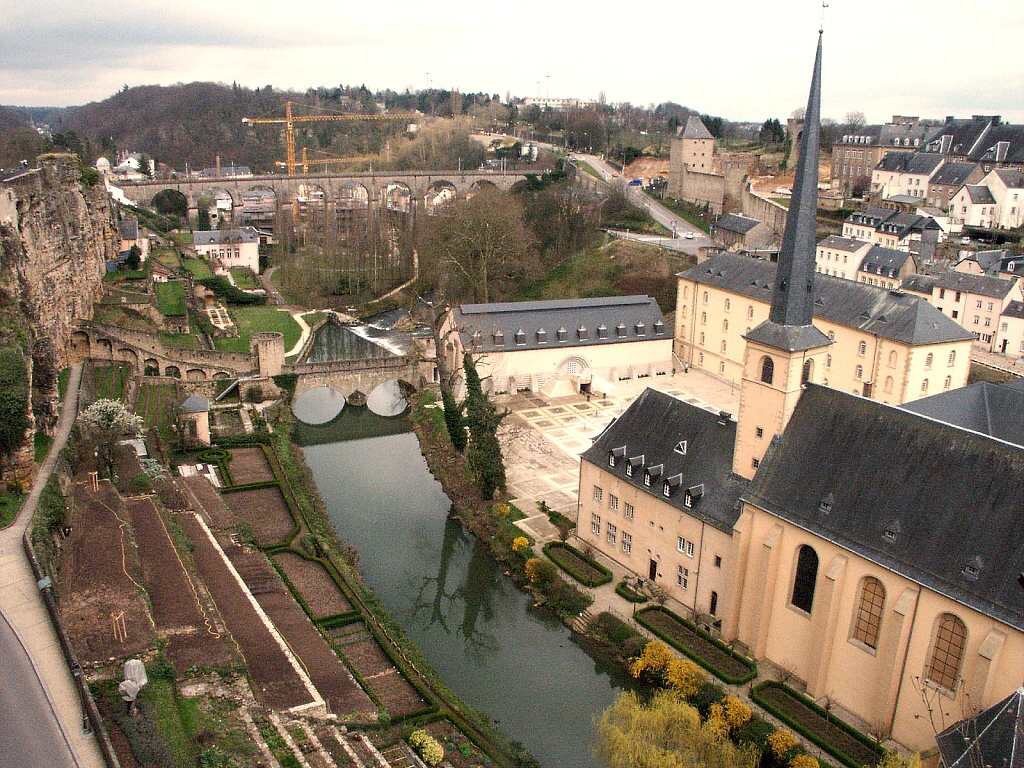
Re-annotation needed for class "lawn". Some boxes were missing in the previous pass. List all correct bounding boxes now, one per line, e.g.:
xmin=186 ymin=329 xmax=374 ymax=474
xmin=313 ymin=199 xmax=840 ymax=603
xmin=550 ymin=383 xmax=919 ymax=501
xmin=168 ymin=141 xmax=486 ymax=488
xmin=0 ymin=492 xmax=24 ymax=529
xmin=230 ymin=268 xmax=259 ymax=290
xmin=214 ymin=307 xmax=302 ymax=354
xmin=182 ymin=258 xmax=214 ymax=280
xmin=138 ymin=382 xmax=178 ymax=441
xmin=155 ymin=281 xmax=186 ymax=317
xmin=159 ymin=331 xmax=201 ymax=350
xmin=152 ymin=247 xmax=182 ymax=270
xmin=92 ymin=363 xmax=132 ymax=401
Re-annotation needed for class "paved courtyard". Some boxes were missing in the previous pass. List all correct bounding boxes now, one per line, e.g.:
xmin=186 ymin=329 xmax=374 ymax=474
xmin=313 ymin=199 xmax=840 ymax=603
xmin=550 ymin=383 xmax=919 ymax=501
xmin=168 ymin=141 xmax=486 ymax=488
xmin=498 ymin=369 xmax=741 ymax=529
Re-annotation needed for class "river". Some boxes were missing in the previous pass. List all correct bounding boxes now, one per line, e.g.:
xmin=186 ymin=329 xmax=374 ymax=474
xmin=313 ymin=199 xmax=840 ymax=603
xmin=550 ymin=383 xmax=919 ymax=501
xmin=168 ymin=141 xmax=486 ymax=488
xmin=299 ymin=421 xmax=631 ymax=768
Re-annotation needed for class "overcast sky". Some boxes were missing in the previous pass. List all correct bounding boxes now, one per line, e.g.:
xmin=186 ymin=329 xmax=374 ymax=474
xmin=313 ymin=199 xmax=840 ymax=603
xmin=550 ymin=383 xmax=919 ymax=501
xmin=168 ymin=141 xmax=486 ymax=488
xmin=2 ymin=0 xmax=1022 ymax=124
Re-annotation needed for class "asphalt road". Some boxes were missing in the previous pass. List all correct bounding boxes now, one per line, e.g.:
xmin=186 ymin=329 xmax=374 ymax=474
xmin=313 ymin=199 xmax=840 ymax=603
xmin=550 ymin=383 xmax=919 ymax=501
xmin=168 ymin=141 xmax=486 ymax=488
xmin=0 ymin=611 xmax=77 ymax=767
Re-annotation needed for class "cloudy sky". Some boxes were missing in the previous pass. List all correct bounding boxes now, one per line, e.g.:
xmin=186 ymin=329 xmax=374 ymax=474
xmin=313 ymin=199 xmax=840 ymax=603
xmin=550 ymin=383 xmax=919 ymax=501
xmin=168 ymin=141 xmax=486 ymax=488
xmin=2 ymin=0 xmax=1022 ymax=123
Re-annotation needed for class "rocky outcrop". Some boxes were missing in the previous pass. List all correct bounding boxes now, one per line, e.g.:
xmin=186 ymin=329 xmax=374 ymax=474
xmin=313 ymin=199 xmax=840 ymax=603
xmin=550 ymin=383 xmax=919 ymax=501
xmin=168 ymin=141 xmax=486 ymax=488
xmin=0 ymin=154 xmax=118 ymax=488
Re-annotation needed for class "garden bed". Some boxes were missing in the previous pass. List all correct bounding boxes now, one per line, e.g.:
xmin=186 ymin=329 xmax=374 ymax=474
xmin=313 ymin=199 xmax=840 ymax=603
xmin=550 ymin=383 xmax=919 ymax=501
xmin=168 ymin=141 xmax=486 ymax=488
xmin=615 ymin=579 xmax=649 ymax=603
xmin=635 ymin=606 xmax=756 ymax=684
xmin=272 ymin=550 xmax=352 ymax=618
xmin=751 ymin=681 xmax=882 ymax=768
xmin=543 ymin=542 xmax=612 ymax=587
xmin=226 ymin=446 xmax=276 ymax=486
xmin=220 ymin=484 xmax=297 ymax=546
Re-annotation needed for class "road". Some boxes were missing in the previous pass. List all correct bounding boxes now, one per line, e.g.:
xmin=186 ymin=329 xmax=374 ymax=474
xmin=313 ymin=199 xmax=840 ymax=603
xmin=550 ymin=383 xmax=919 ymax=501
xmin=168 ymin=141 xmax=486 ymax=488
xmin=571 ymin=152 xmax=712 ymax=257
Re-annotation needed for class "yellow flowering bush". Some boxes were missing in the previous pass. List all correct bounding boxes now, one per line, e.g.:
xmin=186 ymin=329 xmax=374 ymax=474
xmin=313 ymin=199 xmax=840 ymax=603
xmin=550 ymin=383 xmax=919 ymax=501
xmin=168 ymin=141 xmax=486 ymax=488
xmin=492 ymin=503 xmax=510 ymax=519
xmin=629 ymin=640 xmax=675 ymax=680
xmin=665 ymin=657 xmax=707 ymax=698
xmin=717 ymin=696 xmax=752 ymax=731
xmin=790 ymin=755 xmax=819 ymax=768
xmin=525 ymin=557 xmax=555 ymax=586
xmin=767 ymin=729 xmax=799 ymax=758
xmin=512 ymin=536 xmax=530 ymax=552
xmin=407 ymin=730 xmax=444 ymax=766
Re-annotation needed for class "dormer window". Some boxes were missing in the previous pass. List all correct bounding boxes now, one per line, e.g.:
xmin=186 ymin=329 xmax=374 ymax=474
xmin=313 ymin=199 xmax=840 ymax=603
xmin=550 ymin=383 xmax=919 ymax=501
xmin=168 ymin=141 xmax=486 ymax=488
xmin=684 ymin=484 xmax=704 ymax=508
xmin=514 ymin=329 xmax=526 ymax=346
xmin=557 ymin=327 xmax=568 ymax=342
xmin=674 ymin=440 xmax=687 ymax=456
xmin=819 ymin=493 xmax=834 ymax=514
xmin=635 ymin=321 xmax=646 ymax=336
xmin=616 ymin=322 xmax=627 ymax=338
xmin=608 ymin=446 xmax=626 ymax=467
xmin=493 ymin=330 xmax=504 ymax=346
xmin=597 ymin=324 xmax=608 ymax=339
xmin=663 ymin=474 xmax=682 ymax=498
xmin=578 ymin=326 xmax=588 ymax=340
xmin=883 ymin=519 xmax=901 ymax=544
xmin=471 ymin=331 xmax=482 ymax=348
xmin=962 ymin=556 xmax=983 ymax=580
xmin=654 ymin=320 xmax=665 ymax=335
xmin=626 ymin=455 xmax=644 ymax=477
xmin=536 ymin=328 xmax=548 ymax=344
xmin=644 ymin=464 xmax=663 ymax=487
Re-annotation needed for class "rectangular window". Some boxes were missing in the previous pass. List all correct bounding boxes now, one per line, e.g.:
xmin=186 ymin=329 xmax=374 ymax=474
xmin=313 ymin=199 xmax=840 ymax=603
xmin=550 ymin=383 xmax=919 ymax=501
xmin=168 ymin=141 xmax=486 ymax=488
xmin=677 ymin=566 xmax=689 ymax=589
xmin=609 ymin=494 xmax=619 ymax=512
xmin=591 ymin=514 xmax=601 ymax=536
xmin=606 ymin=523 xmax=617 ymax=546
xmin=687 ymin=541 xmax=695 ymax=558
xmin=593 ymin=485 xmax=603 ymax=502
xmin=752 ymin=457 xmax=760 ymax=469
xmin=677 ymin=536 xmax=686 ymax=553
xmin=622 ymin=532 xmax=632 ymax=555
xmin=756 ymin=427 xmax=764 ymax=438
xmin=714 ymin=555 xmax=722 ymax=567
xmin=624 ymin=503 xmax=634 ymax=520
xmin=976 ymin=300 xmax=983 ymax=308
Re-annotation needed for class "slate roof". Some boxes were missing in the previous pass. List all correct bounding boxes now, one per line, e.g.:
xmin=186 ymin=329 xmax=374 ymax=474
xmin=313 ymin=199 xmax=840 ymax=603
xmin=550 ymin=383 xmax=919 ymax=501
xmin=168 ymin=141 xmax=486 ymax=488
xmin=929 ymin=161 xmax=981 ymax=188
xmin=716 ymin=213 xmax=762 ymax=235
xmin=1003 ymin=300 xmax=1024 ymax=319
xmin=858 ymin=245 xmax=913 ymax=278
xmin=900 ymin=381 xmax=1024 ymax=448
xmin=679 ymin=253 xmax=974 ymax=345
xmin=745 ymin=384 xmax=1024 ymax=631
xmin=958 ymin=249 xmax=1008 ymax=276
xmin=192 ymin=227 xmax=260 ymax=246
xmin=450 ymin=296 xmax=669 ymax=354
xmin=680 ymin=116 xmax=714 ymax=140
xmin=874 ymin=151 xmax=943 ymax=175
xmin=817 ymin=235 xmax=867 ymax=253
xmin=581 ymin=388 xmax=747 ymax=533
xmin=993 ymin=168 xmax=1024 ymax=188
xmin=936 ymin=687 xmax=1024 ymax=768
xmin=118 ymin=217 xmax=138 ymax=240
xmin=923 ymin=116 xmax=1000 ymax=158
xmin=903 ymin=270 xmax=1018 ymax=300
xmin=965 ymin=185 xmax=996 ymax=205
xmin=974 ymin=124 xmax=1024 ymax=165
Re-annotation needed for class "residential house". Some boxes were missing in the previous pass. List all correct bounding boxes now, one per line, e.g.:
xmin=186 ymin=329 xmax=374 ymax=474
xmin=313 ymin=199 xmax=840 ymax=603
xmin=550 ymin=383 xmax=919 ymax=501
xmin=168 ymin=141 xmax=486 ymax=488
xmin=996 ymin=300 xmax=1024 ymax=358
xmin=981 ymin=168 xmax=1024 ymax=229
xmin=442 ymin=296 xmax=672 ymax=396
xmin=949 ymin=185 xmax=997 ymax=229
xmin=954 ymin=249 xmax=1013 ymax=277
xmin=578 ymin=388 xmax=746 ymax=621
xmin=830 ymin=118 xmax=929 ymax=197
xmin=842 ymin=206 xmax=943 ymax=256
xmin=714 ymin=214 xmax=772 ymax=250
xmin=926 ymin=161 xmax=983 ymax=211
xmin=814 ymin=235 xmax=872 ymax=280
xmin=856 ymin=245 xmax=916 ymax=289
xmin=675 ymin=252 xmax=973 ymax=401
xmin=191 ymin=227 xmax=261 ymax=274
xmin=902 ymin=270 xmax=1021 ymax=351
xmin=870 ymin=151 xmax=944 ymax=200
xmin=117 ymin=216 xmax=149 ymax=262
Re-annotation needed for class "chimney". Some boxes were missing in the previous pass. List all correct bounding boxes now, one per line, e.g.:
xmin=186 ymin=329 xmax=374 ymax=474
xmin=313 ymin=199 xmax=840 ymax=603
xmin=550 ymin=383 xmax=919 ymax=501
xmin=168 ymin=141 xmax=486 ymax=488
xmin=216 ymin=155 xmax=221 ymax=177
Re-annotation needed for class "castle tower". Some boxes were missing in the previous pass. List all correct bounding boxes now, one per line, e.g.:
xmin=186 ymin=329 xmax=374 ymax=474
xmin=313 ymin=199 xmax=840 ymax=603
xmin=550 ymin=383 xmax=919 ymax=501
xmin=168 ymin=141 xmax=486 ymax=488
xmin=251 ymin=332 xmax=285 ymax=377
xmin=733 ymin=32 xmax=832 ymax=480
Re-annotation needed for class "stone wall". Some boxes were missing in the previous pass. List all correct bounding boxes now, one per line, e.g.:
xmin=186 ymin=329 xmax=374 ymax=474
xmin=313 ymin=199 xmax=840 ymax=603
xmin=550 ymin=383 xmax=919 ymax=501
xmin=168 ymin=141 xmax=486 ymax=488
xmin=740 ymin=183 xmax=789 ymax=237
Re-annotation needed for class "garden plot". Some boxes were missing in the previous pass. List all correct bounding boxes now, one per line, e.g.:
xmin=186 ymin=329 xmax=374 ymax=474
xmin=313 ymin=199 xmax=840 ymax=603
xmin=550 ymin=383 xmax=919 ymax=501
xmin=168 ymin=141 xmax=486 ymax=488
xmin=226 ymin=546 xmax=376 ymax=718
xmin=272 ymin=551 xmax=352 ymax=618
xmin=58 ymin=481 xmax=152 ymax=662
xmin=221 ymin=485 xmax=295 ymax=546
xmin=182 ymin=475 xmax=234 ymax=528
xmin=226 ymin=446 xmax=276 ymax=485
xmin=179 ymin=514 xmax=315 ymax=711
xmin=126 ymin=497 xmax=232 ymax=672
xmin=329 ymin=622 xmax=426 ymax=716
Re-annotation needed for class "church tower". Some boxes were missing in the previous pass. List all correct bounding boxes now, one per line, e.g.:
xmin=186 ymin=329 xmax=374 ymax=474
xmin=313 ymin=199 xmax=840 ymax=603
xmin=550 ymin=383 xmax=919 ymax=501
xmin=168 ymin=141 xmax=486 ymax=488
xmin=733 ymin=32 xmax=832 ymax=481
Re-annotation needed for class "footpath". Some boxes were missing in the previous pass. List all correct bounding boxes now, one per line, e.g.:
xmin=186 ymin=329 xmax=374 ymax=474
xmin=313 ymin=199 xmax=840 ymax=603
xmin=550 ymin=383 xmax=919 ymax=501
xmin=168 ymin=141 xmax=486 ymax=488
xmin=0 ymin=363 xmax=106 ymax=768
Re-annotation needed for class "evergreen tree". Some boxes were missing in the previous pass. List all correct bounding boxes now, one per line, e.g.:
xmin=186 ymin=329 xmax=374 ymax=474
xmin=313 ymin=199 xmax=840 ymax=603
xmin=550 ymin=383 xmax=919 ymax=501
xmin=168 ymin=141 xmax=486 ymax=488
xmin=463 ymin=353 xmax=506 ymax=499
xmin=441 ymin=385 xmax=466 ymax=452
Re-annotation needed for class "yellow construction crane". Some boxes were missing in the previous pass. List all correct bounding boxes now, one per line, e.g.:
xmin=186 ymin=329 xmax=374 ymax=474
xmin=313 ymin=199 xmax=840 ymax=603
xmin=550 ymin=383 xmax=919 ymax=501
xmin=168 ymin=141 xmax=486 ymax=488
xmin=242 ymin=101 xmax=415 ymax=175
xmin=275 ymin=147 xmax=380 ymax=174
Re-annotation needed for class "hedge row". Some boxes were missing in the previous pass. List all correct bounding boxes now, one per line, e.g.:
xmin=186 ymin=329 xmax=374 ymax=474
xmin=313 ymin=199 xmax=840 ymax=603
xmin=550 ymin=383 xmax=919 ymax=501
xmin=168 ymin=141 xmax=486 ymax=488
xmin=635 ymin=606 xmax=757 ymax=685
xmin=751 ymin=681 xmax=882 ymax=768
xmin=543 ymin=542 xmax=612 ymax=587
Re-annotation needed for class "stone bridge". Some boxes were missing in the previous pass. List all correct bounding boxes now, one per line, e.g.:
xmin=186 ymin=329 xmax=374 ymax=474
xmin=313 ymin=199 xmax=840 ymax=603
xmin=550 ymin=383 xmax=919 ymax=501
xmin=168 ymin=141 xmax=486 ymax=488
xmin=113 ymin=169 xmax=535 ymax=219
xmin=288 ymin=356 xmax=422 ymax=399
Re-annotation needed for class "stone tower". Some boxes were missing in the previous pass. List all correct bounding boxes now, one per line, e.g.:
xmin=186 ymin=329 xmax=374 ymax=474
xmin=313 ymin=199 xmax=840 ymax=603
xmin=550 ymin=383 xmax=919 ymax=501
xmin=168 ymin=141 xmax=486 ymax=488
xmin=733 ymin=32 xmax=832 ymax=480
xmin=251 ymin=332 xmax=285 ymax=377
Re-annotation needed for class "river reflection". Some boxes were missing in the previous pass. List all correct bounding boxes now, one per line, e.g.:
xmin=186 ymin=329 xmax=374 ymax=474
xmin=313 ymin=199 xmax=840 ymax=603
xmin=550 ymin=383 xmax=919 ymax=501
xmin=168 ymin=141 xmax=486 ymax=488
xmin=300 ymin=430 xmax=631 ymax=768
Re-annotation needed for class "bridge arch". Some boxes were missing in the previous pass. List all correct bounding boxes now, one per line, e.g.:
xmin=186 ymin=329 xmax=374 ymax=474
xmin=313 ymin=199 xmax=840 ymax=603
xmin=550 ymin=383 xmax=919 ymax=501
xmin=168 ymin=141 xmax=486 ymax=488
xmin=241 ymin=186 xmax=277 ymax=230
xmin=200 ymin=187 xmax=236 ymax=225
xmin=467 ymin=179 xmax=497 ymax=198
xmin=151 ymin=188 xmax=189 ymax=220
xmin=384 ymin=182 xmax=413 ymax=213
xmin=366 ymin=379 xmax=408 ymax=416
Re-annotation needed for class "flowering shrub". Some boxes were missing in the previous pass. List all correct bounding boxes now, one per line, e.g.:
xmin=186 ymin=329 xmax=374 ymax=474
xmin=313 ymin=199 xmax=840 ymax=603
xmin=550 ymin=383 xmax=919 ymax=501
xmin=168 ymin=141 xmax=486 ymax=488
xmin=629 ymin=640 xmax=675 ymax=680
xmin=407 ymin=730 xmax=444 ymax=766
xmin=708 ymin=696 xmax=752 ymax=733
xmin=492 ymin=503 xmax=510 ymax=519
xmin=525 ymin=558 xmax=556 ymax=587
xmin=665 ymin=657 xmax=707 ymax=698
xmin=790 ymin=754 xmax=819 ymax=768
xmin=512 ymin=536 xmax=530 ymax=552
xmin=768 ymin=729 xmax=800 ymax=758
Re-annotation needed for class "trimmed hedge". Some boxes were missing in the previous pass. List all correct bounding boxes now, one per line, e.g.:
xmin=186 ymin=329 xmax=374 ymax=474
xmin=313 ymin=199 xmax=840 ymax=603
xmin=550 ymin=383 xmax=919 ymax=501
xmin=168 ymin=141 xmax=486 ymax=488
xmin=543 ymin=542 xmax=612 ymax=587
xmin=615 ymin=580 xmax=649 ymax=603
xmin=751 ymin=681 xmax=882 ymax=768
xmin=635 ymin=606 xmax=757 ymax=685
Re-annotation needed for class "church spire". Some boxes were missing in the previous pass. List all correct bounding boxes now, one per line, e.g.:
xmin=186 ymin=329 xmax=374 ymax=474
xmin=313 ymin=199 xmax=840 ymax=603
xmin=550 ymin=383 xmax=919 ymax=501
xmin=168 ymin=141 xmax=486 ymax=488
xmin=745 ymin=31 xmax=831 ymax=352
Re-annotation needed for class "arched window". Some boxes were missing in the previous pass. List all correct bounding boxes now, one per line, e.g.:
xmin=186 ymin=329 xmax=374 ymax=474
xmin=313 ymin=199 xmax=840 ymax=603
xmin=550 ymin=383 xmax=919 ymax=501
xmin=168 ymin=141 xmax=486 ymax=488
xmin=944 ymin=375 xmax=952 ymax=390
xmin=852 ymin=577 xmax=885 ymax=649
xmin=802 ymin=359 xmax=813 ymax=385
xmin=884 ymin=376 xmax=893 ymax=393
xmin=921 ymin=378 xmax=929 ymax=394
xmin=761 ymin=356 xmax=775 ymax=384
xmin=948 ymin=350 xmax=956 ymax=366
xmin=700 ymin=332 xmax=706 ymax=346
xmin=855 ymin=365 xmax=863 ymax=380
xmin=926 ymin=614 xmax=968 ymax=690
xmin=791 ymin=545 xmax=819 ymax=613
xmin=888 ymin=350 xmax=897 ymax=368
xmin=859 ymin=341 xmax=867 ymax=356
xmin=925 ymin=353 xmax=933 ymax=369
xmin=721 ymin=340 xmax=727 ymax=353
xmin=702 ymin=311 xmax=707 ymax=325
